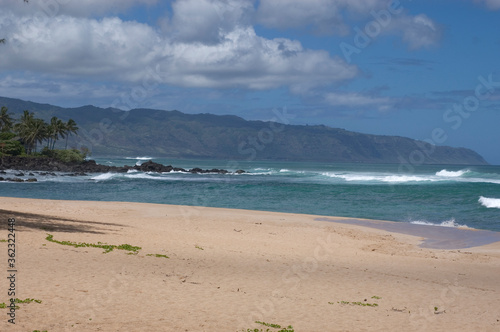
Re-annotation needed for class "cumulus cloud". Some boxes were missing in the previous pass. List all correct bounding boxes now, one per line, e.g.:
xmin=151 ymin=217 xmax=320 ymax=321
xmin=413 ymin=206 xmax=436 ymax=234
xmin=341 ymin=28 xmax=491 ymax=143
xmin=0 ymin=13 xmax=161 ymax=80
xmin=165 ymin=0 xmax=254 ymax=44
xmin=0 ymin=3 xmax=357 ymax=92
xmin=163 ymin=27 xmax=357 ymax=90
xmin=0 ymin=0 xmax=440 ymax=100
xmin=391 ymin=14 xmax=441 ymax=49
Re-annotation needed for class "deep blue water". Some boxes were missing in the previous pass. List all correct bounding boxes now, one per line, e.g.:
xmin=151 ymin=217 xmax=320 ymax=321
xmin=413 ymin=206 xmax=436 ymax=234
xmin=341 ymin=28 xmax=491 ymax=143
xmin=1 ymin=156 xmax=499 ymax=232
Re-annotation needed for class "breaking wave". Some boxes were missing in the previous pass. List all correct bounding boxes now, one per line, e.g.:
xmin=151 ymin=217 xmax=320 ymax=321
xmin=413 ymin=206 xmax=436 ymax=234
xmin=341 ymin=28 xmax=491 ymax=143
xmin=125 ymin=156 xmax=154 ymax=160
xmin=479 ymin=196 xmax=500 ymax=209
xmin=435 ymin=169 xmax=470 ymax=177
xmin=91 ymin=173 xmax=116 ymax=181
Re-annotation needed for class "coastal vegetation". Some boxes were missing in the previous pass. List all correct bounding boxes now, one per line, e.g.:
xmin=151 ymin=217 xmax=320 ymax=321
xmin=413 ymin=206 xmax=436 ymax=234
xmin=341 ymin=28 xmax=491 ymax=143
xmin=0 ymin=298 xmax=42 ymax=310
xmin=240 ymin=321 xmax=294 ymax=332
xmin=0 ymin=106 xmax=84 ymax=162
xmin=45 ymin=234 xmax=141 ymax=254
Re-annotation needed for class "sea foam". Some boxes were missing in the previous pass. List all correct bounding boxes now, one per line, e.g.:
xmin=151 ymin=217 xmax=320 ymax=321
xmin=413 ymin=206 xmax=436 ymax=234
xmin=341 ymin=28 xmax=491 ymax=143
xmin=410 ymin=218 xmax=469 ymax=229
xmin=91 ymin=173 xmax=115 ymax=181
xmin=322 ymin=172 xmax=434 ymax=183
xmin=436 ymin=169 xmax=469 ymax=177
xmin=125 ymin=156 xmax=154 ymax=160
xmin=479 ymin=196 xmax=500 ymax=209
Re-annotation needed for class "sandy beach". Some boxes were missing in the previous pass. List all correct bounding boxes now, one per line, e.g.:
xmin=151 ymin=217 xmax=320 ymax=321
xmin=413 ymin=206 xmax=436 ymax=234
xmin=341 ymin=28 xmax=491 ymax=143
xmin=1 ymin=197 xmax=499 ymax=332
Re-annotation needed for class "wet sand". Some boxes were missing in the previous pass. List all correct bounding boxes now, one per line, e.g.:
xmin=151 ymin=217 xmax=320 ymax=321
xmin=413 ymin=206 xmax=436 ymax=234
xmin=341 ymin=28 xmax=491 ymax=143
xmin=316 ymin=217 xmax=500 ymax=249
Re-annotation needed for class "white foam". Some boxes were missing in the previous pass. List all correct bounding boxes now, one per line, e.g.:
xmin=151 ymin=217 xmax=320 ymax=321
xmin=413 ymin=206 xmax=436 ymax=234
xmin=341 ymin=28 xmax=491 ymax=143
xmin=125 ymin=156 xmax=154 ymax=160
xmin=125 ymin=173 xmax=157 ymax=180
xmin=436 ymin=169 xmax=469 ymax=177
xmin=382 ymin=175 xmax=433 ymax=183
xmin=91 ymin=173 xmax=115 ymax=181
xmin=410 ymin=218 xmax=469 ymax=229
xmin=322 ymin=172 xmax=434 ymax=183
xmin=479 ymin=196 xmax=500 ymax=209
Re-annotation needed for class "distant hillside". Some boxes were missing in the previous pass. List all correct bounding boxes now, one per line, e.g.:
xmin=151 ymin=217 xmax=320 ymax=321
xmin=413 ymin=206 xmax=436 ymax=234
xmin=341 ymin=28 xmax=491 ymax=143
xmin=0 ymin=96 xmax=488 ymax=165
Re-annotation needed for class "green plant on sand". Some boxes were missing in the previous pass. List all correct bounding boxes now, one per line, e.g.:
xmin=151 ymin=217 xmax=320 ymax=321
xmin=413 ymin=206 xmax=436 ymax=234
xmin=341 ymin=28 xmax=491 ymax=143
xmin=45 ymin=234 xmax=141 ymax=253
xmin=240 ymin=321 xmax=294 ymax=332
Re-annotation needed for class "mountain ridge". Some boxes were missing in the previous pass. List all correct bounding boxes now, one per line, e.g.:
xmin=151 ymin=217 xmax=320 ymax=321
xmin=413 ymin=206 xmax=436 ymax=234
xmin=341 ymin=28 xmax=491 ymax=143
xmin=0 ymin=96 xmax=488 ymax=165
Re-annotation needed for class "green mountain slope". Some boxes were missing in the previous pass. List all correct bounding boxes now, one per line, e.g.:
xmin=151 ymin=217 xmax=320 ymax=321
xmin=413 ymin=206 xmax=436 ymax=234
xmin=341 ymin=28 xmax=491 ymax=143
xmin=0 ymin=96 xmax=488 ymax=165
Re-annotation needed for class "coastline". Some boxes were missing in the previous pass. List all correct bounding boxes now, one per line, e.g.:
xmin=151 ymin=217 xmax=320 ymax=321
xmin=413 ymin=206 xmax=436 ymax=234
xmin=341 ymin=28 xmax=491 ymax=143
xmin=1 ymin=197 xmax=499 ymax=331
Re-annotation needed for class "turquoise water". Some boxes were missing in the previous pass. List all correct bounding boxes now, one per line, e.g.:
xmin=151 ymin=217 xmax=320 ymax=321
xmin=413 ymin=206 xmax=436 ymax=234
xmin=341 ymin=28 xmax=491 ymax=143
xmin=1 ymin=156 xmax=500 ymax=232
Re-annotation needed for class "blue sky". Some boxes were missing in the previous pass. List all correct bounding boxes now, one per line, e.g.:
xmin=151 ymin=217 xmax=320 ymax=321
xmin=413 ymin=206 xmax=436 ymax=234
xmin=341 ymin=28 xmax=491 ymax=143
xmin=0 ymin=0 xmax=499 ymax=163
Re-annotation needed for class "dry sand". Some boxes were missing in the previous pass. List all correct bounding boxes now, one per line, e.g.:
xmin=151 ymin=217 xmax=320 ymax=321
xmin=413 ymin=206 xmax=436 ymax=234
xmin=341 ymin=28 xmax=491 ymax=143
xmin=0 ymin=197 xmax=499 ymax=331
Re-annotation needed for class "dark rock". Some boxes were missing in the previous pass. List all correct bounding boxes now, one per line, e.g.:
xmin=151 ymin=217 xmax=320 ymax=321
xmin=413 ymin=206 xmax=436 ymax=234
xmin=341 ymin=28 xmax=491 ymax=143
xmin=29 ymin=172 xmax=35 ymax=176
xmin=0 ymin=156 xmax=241 ymax=176
xmin=0 ymin=171 xmax=6 ymax=174
xmin=26 ymin=178 xmax=37 ymax=182
xmin=9 ymin=178 xmax=24 ymax=182
xmin=15 ymin=172 xmax=24 ymax=176
xmin=235 ymin=169 xmax=245 ymax=174
xmin=0 ymin=177 xmax=4 ymax=181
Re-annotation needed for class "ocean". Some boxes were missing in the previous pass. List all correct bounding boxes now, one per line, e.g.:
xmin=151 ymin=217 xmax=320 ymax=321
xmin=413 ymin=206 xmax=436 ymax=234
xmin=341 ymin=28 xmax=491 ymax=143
xmin=1 ymin=157 xmax=500 ymax=232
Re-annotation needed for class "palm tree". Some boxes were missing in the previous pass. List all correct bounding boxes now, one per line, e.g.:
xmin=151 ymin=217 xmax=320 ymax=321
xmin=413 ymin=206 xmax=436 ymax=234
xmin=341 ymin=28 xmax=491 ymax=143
xmin=27 ymin=118 xmax=48 ymax=153
xmin=64 ymin=119 xmax=78 ymax=149
xmin=14 ymin=110 xmax=35 ymax=138
xmin=46 ymin=117 xmax=57 ymax=149
xmin=14 ymin=111 xmax=47 ymax=154
xmin=46 ymin=116 xmax=68 ymax=150
xmin=0 ymin=106 xmax=13 ymax=132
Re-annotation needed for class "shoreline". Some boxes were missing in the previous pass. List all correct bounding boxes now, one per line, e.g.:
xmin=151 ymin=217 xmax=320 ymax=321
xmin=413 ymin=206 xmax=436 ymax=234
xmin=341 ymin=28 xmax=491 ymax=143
xmin=1 ymin=197 xmax=499 ymax=331
xmin=2 ymin=195 xmax=500 ymax=246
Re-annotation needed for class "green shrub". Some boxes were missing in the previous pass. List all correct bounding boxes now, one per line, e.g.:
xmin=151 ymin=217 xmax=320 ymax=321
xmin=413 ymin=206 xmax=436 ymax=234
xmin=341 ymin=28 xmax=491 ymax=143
xmin=54 ymin=149 xmax=86 ymax=163
xmin=0 ymin=132 xmax=16 ymax=140
xmin=0 ymin=140 xmax=25 ymax=156
xmin=41 ymin=147 xmax=86 ymax=163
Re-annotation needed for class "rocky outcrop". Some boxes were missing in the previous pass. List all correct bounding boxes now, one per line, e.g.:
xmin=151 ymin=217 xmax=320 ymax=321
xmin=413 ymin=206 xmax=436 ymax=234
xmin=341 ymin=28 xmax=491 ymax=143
xmin=0 ymin=156 xmax=244 ymax=176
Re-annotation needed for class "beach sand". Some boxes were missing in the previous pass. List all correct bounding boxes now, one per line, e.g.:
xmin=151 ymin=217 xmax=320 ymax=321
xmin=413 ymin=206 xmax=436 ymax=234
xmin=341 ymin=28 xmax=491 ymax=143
xmin=0 ymin=197 xmax=499 ymax=331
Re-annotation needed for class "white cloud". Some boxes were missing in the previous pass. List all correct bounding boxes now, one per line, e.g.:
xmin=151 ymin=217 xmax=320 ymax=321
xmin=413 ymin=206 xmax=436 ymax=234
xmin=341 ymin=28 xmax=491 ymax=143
xmin=257 ymin=0 xmax=442 ymax=49
xmin=256 ymin=0 xmax=383 ymax=35
xmin=166 ymin=0 xmax=254 ymax=44
xmin=163 ymin=27 xmax=357 ymax=90
xmin=0 ymin=4 xmax=358 ymax=92
xmin=0 ymin=0 xmax=158 ymax=17
xmin=325 ymin=91 xmax=394 ymax=111
xmin=0 ymin=13 xmax=161 ymax=80
xmin=473 ymin=0 xmax=500 ymax=10
xmin=391 ymin=14 xmax=441 ymax=50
